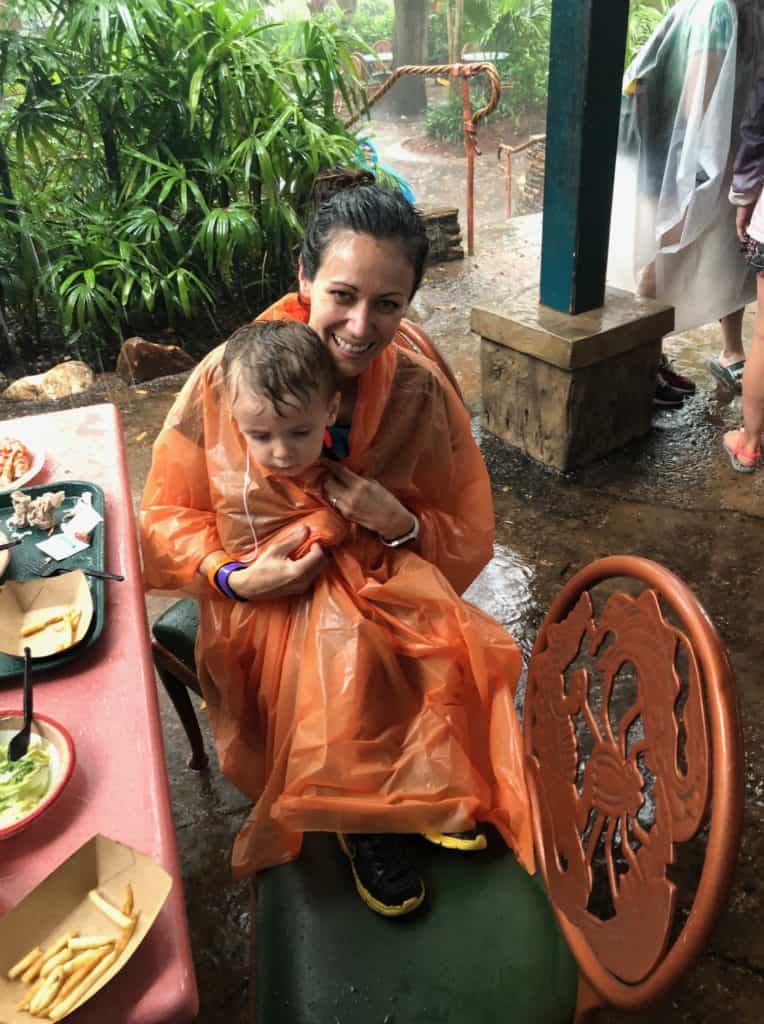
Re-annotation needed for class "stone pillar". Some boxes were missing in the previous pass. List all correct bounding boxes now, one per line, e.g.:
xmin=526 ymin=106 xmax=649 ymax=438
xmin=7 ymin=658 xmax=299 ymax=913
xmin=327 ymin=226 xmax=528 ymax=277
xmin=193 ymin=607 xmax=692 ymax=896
xmin=473 ymin=288 xmax=674 ymax=472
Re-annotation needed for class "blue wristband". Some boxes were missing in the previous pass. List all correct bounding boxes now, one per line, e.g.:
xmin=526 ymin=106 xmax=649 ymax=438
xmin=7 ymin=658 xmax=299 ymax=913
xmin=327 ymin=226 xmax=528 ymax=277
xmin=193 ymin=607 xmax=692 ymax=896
xmin=214 ymin=561 xmax=247 ymax=601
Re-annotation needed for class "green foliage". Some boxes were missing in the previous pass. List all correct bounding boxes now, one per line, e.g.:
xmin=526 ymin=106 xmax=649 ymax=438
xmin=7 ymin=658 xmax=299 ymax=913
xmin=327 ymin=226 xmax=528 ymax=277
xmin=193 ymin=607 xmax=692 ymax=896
xmin=348 ymin=0 xmax=394 ymax=49
xmin=423 ymin=99 xmax=467 ymax=144
xmin=424 ymin=0 xmax=550 ymax=141
xmin=626 ymin=0 xmax=675 ymax=66
xmin=0 ymin=0 xmax=367 ymax=363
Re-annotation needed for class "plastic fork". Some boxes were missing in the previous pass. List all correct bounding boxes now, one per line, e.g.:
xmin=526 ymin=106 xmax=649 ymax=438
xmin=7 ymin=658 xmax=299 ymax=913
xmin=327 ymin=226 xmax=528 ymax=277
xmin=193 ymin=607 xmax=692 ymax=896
xmin=28 ymin=558 xmax=124 ymax=582
xmin=8 ymin=648 xmax=33 ymax=762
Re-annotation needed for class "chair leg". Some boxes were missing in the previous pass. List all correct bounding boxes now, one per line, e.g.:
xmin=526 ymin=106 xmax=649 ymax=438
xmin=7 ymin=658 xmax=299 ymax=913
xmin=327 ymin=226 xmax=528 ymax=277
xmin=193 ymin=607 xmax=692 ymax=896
xmin=249 ymin=879 xmax=258 ymax=1024
xmin=156 ymin=665 xmax=209 ymax=770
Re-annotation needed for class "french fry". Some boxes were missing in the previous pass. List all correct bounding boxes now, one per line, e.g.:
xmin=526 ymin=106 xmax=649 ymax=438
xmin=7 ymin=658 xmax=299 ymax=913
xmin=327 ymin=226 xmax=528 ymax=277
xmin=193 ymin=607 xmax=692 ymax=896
xmin=31 ymin=965 xmax=64 ymax=1015
xmin=88 ymin=890 xmax=133 ymax=930
xmin=16 ymin=974 xmax=46 ymax=1012
xmin=7 ymin=945 xmax=43 ymax=980
xmin=50 ymin=947 xmax=112 ymax=1006
xmin=67 ymin=936 xmax=114 ymax=952
xmin=48 ymin=950 xmax=117 ymax=1021
xmin=40 ymin=949 xmax=72 ymax=978
xmin=48 ymin=953 xmax=103 ymax=1011
xmin=114 ymin=914 xmax=138 ymax=956
xmin=63 ymin=948 xmax=111 ymax=976
xmin=20 ymin=614 xmax=66 ymax=638
xmin=121 ymin=883 xmax=134 ymax=917
xmin=40 ymin=933 xmax=77 ymax=962
xmin=21 ymin=950 xmax=47 ymax=985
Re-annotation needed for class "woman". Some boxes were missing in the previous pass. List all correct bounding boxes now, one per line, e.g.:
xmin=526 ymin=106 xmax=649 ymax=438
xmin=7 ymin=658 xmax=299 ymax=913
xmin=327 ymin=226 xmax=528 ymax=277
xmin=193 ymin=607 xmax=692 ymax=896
xmin=140 ymin=170 xmax=534 ymax=916
xmin=608 ymin=0 xmax=760 ymax=403
xmin=725 ymin=71 xmax=764 ymax=470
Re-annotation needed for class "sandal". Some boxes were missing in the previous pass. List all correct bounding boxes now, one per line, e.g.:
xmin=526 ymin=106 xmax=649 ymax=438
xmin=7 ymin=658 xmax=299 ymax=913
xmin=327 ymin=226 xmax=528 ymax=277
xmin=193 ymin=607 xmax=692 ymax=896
xmin=723 ymin=430 xmax=760 ymax=473
xmin=708 ymin=357 xmax=745 ymax=392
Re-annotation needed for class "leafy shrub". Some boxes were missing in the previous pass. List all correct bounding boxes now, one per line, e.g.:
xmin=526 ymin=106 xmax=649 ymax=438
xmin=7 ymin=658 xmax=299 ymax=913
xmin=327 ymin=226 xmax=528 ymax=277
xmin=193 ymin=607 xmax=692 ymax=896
xmin=626 ymin=0 xmax=674 ymax=66
xmin=424 ymin=100 xmax=467 ymax=144
xmin=0 ymin=0 xmax=368 ymax=365
xmin=350 ymin=0 xmax=394 ymax=50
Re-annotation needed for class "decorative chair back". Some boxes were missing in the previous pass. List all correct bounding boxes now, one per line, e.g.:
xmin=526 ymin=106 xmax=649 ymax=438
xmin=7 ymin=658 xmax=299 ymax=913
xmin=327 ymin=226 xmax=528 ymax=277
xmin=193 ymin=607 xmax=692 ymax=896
xmin=524 ymin=556 xmax=744 ymax=1019
xmin=350 ymin=51 xmax=370 ymax=82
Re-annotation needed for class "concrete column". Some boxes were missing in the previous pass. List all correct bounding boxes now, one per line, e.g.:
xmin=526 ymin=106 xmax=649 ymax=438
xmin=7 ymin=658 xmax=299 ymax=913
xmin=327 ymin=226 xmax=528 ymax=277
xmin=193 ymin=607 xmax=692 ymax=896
xmin=473 ymin=289 xmax=674 ymax=472
xmin=540 ymin=0 xmax=630 ymax=315
xmin=473 ymin=0 xmax=675 ymax=470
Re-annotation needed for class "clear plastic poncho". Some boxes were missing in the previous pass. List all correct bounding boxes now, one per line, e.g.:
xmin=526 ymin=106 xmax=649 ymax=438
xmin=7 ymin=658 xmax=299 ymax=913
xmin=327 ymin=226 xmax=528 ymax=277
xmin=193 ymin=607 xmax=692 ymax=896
xmin=140 ymin=294 xmax=535 ymax=879
xmin=608 ymin=0 xmax=759 ymax=331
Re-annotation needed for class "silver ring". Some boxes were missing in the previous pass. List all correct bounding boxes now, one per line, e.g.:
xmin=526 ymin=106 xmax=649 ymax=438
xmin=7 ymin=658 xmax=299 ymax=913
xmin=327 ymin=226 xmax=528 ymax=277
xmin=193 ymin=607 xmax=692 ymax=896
xmin=330 ymin=496 xmax=338 ymax=507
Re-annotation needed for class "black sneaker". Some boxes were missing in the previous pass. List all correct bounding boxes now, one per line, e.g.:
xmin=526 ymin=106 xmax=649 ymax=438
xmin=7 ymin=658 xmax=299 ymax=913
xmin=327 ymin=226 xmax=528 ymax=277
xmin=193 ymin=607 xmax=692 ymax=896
xmin=422 ymin=829 xmax=487 ymax=851
xmin=655 ymin=371 xmax=686 ymax=408
xmin=659 ymin=354 xmax=696 ymax=395
xmin=337 ymin=833 xmax=425 ymax=916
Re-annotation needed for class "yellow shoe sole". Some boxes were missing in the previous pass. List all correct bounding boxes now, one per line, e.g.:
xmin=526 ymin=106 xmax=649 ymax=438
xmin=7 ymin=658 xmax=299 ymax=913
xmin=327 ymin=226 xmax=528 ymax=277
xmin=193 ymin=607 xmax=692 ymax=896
xmin=422 ymin=831 xmax=488 ymax=852
xmin=337 ymin=834 xmax=425 ymax=917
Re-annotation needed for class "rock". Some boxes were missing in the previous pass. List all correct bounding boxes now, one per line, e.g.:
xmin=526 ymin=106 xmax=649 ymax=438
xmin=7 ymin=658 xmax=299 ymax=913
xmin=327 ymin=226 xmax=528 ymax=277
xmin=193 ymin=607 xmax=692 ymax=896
xmin=406 ymin=296 xmax=434 ymax=324
xmin=2 ymin=360 xmax=95 ymax=401
xmin=421 ymin=207 xmax=464 ymax=265
xmin=116 ymin=337 xmax=196 ymax=384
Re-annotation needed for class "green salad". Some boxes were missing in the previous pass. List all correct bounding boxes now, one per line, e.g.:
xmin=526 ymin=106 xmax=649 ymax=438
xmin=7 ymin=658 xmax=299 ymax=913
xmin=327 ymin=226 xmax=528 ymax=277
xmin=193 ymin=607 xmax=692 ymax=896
xmin=0 ymin=743 xmax=52 ymax=826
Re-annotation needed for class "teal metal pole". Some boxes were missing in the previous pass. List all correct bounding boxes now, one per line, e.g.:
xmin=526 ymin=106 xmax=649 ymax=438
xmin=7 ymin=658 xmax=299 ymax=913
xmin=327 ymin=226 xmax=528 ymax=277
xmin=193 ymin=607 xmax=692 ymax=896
xmin=540 ymin=0 xmax=630 ymax=315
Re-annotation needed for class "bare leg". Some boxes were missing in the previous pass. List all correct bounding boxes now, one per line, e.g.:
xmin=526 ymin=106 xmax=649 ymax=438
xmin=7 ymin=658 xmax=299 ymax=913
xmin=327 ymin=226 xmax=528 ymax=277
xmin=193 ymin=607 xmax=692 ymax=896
xmin=723 ymin=276 xmax=764 ymax=466
xmin=637 ymin=261 xmax=657 ymax=299
xmin=717 ymin=307 xmax=746 ymax=366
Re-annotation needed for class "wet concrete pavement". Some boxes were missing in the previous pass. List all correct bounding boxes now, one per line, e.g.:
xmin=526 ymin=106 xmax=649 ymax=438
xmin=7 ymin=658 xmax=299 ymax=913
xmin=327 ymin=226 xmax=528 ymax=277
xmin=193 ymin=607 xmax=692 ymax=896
xmin=3 ymin=111 xmax=764 ymax=1022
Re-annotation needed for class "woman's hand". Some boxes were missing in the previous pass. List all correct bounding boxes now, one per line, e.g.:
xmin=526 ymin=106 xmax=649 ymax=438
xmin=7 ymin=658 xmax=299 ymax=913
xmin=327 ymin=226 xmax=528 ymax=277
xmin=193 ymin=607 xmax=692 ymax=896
xmin=226 ymin=526 xmax=327 ymax=601
xmin=736 ymin=203 xmax=754 ymax=243
xmin=323 ymin=462 xmax=415 ymax=540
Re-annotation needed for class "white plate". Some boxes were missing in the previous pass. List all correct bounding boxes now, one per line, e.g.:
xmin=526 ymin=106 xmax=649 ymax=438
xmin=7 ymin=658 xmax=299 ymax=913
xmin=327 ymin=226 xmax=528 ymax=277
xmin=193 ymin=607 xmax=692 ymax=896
xmin=0 ymin=712 xmax=75 ymax=839
xmin=0 ymin=528 xmax=9 ymax=581
xmin=0 ymin=437 xmax=45 ymax=496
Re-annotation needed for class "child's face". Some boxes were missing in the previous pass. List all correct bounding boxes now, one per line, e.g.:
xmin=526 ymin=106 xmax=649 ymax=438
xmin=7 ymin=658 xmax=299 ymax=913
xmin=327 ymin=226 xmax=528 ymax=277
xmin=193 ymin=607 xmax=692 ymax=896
xmin=232 ymin=384 xmax=340 ymax=477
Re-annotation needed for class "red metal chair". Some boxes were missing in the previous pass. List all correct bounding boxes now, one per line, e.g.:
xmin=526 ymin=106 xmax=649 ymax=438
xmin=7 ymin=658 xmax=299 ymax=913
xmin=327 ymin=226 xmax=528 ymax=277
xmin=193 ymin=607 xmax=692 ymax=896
xmin=525 ymin=556 xmax=744 ymax=1019
xmin=246 ymin=555 xmax=743 ymax=1023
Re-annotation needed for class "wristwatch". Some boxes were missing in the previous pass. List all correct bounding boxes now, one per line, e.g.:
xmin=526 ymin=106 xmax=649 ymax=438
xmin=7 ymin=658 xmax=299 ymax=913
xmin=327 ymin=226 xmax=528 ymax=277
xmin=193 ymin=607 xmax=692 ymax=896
xmin=380 ymin=512 xmax=420 ymax=548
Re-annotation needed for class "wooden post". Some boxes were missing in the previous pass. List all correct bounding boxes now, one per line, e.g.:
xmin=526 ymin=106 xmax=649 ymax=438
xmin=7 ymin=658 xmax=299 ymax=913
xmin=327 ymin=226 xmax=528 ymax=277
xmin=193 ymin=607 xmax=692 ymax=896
xmin=540 ymin=0 xmax=630 ymax=315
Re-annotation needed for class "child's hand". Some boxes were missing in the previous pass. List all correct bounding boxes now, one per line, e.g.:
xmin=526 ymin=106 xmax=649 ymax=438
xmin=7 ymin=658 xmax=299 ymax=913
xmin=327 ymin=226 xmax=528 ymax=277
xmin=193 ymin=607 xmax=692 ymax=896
xmin=323 ymin=463 xmax=415 ymax=541
xmin=229 ymin=526 xmax=326 ymax=600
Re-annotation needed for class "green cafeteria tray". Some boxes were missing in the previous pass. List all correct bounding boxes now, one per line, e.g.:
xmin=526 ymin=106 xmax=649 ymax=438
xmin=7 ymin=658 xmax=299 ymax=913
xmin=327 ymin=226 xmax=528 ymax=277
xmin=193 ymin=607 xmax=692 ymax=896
xmin=0 ymin=480 xmax=106 ymax=681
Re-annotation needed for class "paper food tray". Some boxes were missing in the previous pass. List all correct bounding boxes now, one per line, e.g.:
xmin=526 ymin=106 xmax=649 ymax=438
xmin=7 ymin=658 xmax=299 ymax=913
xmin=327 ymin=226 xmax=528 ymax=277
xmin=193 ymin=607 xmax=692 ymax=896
xmin=0 ymin=835 xmax=172 ymax=1022
xmin=0 ymin=573 xmax=93 ymax=659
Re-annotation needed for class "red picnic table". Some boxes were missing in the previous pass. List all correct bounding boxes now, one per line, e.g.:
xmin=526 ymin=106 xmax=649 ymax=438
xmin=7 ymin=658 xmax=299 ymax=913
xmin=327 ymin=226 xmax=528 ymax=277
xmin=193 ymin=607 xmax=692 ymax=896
xmin=0 ymin=404 xmax=198 ymax=1023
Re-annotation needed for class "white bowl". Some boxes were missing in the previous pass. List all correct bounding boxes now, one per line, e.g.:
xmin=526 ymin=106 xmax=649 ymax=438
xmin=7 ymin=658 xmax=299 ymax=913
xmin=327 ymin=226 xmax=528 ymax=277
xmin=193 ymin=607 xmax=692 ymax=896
xmin=0 ymin=436 xmax=45 ymax=496
xmin=0 ymin=528 xmax=9 ymax=581
xmin=0 ymin=712 xmax=75 ymax=839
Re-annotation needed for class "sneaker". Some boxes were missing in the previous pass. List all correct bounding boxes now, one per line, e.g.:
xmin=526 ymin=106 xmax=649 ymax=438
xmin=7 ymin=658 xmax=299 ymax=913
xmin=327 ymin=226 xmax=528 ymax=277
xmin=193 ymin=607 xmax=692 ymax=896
xmin=422 ymin=829 xmax=487 ymax=852
xmin=659 ymin=354 xmax=696 ymax=395
xmin=337 ymin=834 xmax=425 ymax=916
xmin=655 ymin=371 xmax=686 ymax=408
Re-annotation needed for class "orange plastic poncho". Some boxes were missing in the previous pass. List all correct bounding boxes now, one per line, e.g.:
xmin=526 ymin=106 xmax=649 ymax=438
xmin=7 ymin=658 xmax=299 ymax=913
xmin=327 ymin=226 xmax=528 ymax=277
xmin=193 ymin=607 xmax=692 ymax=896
xmin=140 ymin=294 xmax=534 ymax=877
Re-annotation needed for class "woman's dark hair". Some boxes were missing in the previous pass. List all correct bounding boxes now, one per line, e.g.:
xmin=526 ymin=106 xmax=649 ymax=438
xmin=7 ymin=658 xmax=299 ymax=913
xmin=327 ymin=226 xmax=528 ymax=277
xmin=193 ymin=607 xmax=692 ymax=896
xmin=300 ymin=168 xmax=429 ymax=298
xmin=222 ymin=320 xmax=337 ymax=416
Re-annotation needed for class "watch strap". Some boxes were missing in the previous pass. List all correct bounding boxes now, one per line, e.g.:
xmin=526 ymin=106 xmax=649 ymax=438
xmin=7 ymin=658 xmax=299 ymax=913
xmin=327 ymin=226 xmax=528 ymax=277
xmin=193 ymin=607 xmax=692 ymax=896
xmin=380 ymin=513 xmax=420 ymax=548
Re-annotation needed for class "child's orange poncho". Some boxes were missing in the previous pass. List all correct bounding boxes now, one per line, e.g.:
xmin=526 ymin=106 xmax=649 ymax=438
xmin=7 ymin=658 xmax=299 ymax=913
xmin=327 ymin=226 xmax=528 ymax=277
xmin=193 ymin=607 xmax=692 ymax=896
xmin=140 ymin=295 xmax=534 ymax=877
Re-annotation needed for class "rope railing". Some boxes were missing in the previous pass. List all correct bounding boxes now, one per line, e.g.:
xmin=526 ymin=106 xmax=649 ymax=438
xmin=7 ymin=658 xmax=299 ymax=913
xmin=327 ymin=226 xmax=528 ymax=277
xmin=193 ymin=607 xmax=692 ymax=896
xmin=343 ymin=62 xmax=502 ymax=254
xmin=497 ymin=135 xmax=546 ymax=219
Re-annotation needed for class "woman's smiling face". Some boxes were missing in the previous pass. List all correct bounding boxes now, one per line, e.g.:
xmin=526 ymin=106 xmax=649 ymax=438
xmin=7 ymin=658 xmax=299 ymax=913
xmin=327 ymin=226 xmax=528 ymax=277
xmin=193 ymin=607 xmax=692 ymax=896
xmin=299 ymin=231 xmax=415 ymax=380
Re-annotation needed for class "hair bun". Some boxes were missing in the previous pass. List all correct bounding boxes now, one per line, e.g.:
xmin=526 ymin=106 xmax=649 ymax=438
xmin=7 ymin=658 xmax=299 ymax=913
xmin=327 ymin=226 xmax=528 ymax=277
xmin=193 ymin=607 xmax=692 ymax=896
xmin=312 ymin=167 xmax=376 ymax=206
